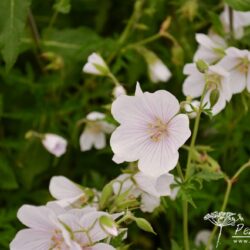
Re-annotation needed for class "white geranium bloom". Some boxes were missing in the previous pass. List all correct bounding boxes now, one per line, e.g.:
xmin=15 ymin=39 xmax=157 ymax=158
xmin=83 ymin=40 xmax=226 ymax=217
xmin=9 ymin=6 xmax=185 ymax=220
xmin=112 ymin=172 xmax=174 ymax=212
xmin=183 ymin=63 xmax=232 ymax=115
xmin=149 ymin=59 xmax=172 ymax=83
xmin=80 ymin=111 xmax=115 ymax=151
xmin=194 ymin=33 xmax=227 ymax=64
xmin=42 ymin=133 xmax=67 ymax=157
xmin=49 ymin=176 xmax=87 ymax=208
xmin=220 ymin=5 xmax=250 ymax=39
xmin=195 ymin=230 xmax=212 ymax=249
xmin=113 ymin=85 xmax=127 ymax=98
xmin=217 ymin=47 xmax=250 ymax=94
xmin=83 ymin=53 xmax=109 ymax=75
xmin=110 ymin=82 xmax=191 ymax=177
xmin=184 ymin=100 xmax=200 ymax=119
xmin=10 ymin=204 xmax=71 ymax=250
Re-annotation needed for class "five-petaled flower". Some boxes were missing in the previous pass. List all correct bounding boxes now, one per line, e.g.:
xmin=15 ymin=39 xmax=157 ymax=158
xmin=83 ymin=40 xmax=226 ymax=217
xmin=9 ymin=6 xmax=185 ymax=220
xmin=110 ymin=82 xmax=191 ymax=177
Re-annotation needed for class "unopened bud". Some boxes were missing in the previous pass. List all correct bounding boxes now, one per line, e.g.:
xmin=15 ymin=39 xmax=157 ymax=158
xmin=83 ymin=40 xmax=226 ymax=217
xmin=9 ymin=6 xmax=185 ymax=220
xmin=99 ymin=215 xmax=118 ymax=236
xmin=209 ymin=89 xmax=220 ymax=107
xmin=196 ymin=60 xmax=208 ymax=73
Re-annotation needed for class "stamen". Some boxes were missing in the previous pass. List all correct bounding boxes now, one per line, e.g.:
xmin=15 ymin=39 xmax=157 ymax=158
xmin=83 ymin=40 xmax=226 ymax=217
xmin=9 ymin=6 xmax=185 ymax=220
xmin=148 ymin=118 xmax=168 ymax=142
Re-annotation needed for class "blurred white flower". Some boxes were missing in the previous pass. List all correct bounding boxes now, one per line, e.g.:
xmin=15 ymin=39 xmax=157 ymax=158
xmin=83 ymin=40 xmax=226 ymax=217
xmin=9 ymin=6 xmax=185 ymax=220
xmin=113 ymin=85 xmax=127 ymax=98
xmin=194 ymin=33 xmax=227 ymax=64
xmin=183 ymin=63 xmax=232 ymax=115
xmin=184 ymin=100 xmax=200 ymax=119
xmin=42 ymin=133 xmax=67 ymax=157
xmin=80 ymin=111 xmax=115 ymax=151
xmin=220 ymin=5 xmax=250 ymax=39
xmin=195 ymin=230 xmax=212 ymax=249
xmin=148 ymin=59 xmax=172 ymax=83
xmin=83 ymin=53 xmax=109 ymax=75
xmin=111 ymin=82 xmax=191 ymax=177
xmin=112 ymin=172 xmax=175 ymax=212
xmin=217 ymin=47 xmax=250 ymax=94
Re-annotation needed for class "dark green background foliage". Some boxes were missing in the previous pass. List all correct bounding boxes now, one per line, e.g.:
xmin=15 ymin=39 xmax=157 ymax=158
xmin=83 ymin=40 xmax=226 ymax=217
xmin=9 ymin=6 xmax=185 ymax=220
xmin=0 ymin=0 xmax=250 ymax=249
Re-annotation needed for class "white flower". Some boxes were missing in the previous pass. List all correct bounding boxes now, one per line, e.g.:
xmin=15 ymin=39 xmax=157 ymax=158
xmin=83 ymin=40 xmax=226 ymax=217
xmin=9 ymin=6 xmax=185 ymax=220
xmin=217 ymin=47 xmax=250 ymax=94
xmin=195 ymin=230 xmax=212 ymax=249
xmin=113 ymin=85 xmax=127 ymax=98
xmin=184 ymin=100 xmax=200 ymax=119
xmin=194 ymin=33 xmax=227 ymax=64
xmin=42 ymin=133 xmax=67 ymax=157
xmin=10 ymin=204 xmax=70 ymax=250
xmin=110 ymin=82 xmax=191 ymax=177
xmin=83 ymin=53 xmax=109 ymax=75
xmin=80 ymin=112 xmax=115 ymax=151
xmin=183 ymin=63 xmax=232 ymax=115
xmin=148 ymin=59 xmax=172 ymax=83
xmin=112 ymin=172 xmax=175 ymax=212
xmin=220 ymin=5 xmax=250 ymax=39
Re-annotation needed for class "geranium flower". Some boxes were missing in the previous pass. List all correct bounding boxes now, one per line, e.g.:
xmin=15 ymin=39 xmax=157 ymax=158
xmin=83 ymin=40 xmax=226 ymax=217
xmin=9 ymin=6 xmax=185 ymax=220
xmin=194 ymin=33 xmax=227 ymax=64
xmin=83 ymin=53 xmax=109 ymax=76
xmin=183 ymin=63 xmax=232 ymax=115
xmin=110 ymin=83 xmax=191 ymax=177
xmin=220 ymin=5 xmax=250 ymax=39
xmin=42 ymin=133 xmax=67 ymax=157
xmin=80 ymin=112 xmax=115 ymax=151
xmin=217 ymin=47 xmax=250 ymax=94
xmin=112 ymin=172 xmax=175 ymax=212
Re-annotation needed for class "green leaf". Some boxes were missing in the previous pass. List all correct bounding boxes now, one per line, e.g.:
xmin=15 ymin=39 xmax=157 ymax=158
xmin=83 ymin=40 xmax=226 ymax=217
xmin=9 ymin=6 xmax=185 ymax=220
xmin=0 ymin=0 xmax=30 ymax=70
xmin=53 ymin=0 xmax=71 ymax=14
xmin=99 ymin=181 xmax=114 ymax=209
xmin=171 ymin=240 xmax=182 ymax=250
xmin=134 ymin=217 xmax=156 ymax=235
xmin=0 ymin=154 xmax=18 ymax=190
xmin=225 ymin=0 xmax=250 ymax=11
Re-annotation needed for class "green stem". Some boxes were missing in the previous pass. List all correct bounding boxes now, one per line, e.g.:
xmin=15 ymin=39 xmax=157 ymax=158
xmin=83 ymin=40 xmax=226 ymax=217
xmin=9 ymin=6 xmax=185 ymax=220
xmin=108 ymin=72 xmax=120 ymax=86
xmin=48 ymin=11 xmax=58 ymax=29
xmin=229 ymin=6 xmax=234 ymax=40
xmin=177 ymin=162 xmax=184 ymax=182
xmin=182 ymin=200 xmax=189 ymax=250
xmin=232 ymin=160 xmax=250 ymax=181
xmin=185 ymin=86 xmax=207 ymax=180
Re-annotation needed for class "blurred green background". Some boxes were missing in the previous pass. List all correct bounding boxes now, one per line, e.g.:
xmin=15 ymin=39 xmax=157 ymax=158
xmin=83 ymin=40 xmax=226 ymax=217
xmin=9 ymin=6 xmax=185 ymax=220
xmin=1 ymin=0 xmax=250 ymax=249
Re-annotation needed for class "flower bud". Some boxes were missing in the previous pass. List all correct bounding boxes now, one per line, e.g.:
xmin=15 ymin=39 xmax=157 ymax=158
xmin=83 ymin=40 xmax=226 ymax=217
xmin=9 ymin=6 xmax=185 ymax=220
xmin=209 ymin=89 xmax=220 ymax=107
xmin=196 ymin=59 xmax=208 ymax=73
xmin=99 ymin=215 xmax=118 ymax=236
xmin=112 ymin=85 xmax=126 ymax=98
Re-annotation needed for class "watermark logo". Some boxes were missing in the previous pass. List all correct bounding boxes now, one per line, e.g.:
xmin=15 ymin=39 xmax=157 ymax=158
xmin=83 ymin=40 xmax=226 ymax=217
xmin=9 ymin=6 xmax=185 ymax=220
xmin=204 ymin=211 xmax=244 ymax=248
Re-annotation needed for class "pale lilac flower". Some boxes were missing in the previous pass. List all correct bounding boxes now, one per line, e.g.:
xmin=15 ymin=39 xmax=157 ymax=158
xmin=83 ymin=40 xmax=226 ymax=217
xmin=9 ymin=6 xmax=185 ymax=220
xmin=110 ymin=82 xmax=191 ymax=177
xmin=112 ymin=172 xmax=174 ymax=212
xmin=217 ymin=47 xmax=250 ymax=93
xmin=80 ymin=112 xmax=115 ymax=151
xmin=113 ymin=85 xmax=127 ymax=98
xmin=220 ymin=5 xmax=250 ymax=39
xmin=194 ymin=33 xmax=227 ymax=64
xmin=42 ymin=133 xmax=67 ymax=157
xmin=195 ymin=230 xmax=212 ymax=249
xmin=83 ymin=53 xmax=109 ymax=75
xmin=10 ymin=204 xmax=70 ymax=250
xmin=148 ymin=59 xmax=172 ymax=83
xmin=183 ymin=63 xmax=232 ymax=115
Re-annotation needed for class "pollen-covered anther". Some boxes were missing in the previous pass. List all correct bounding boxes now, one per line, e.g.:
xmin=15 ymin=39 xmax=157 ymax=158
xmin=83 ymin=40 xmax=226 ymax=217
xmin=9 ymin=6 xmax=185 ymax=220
xmin=148 ymin=118 xmax=168 ymax=142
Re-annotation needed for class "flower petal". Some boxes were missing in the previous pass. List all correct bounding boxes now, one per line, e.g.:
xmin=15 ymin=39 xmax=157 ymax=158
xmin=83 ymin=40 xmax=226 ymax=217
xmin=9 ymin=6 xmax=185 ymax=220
xmin=94 ymin=132 xmax=106 ymax=149
xmin=140 ymin=193 xmax=160 ymax=212
xmin=90 ymin=243 xmax=116 ymax=250
xmin=80 ymin=129 xmax=95 ymax=151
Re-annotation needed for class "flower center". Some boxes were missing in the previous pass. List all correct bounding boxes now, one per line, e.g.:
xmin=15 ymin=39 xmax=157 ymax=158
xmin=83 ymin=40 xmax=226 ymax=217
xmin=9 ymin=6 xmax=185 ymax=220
xmin=51 ymin=229 xmax=64 ymax=249
xmin=148 ymin=118 xmax=168 ymax=142
xmin=237 ymin=57 xmax=249 ymax=74
xmin=206 ymin=73 xmax=221 ymax=90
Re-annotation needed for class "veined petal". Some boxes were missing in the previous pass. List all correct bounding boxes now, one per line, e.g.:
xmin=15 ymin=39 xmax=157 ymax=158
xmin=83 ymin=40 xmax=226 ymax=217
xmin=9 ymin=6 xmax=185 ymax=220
xmin=140 ymin=193 xmax=160 ymax=212
xmin=17 ymin=205 xmax=55 ymax=231
xmin=10 ymin=229 xmax=52 ymax=250
xmin=228 ymin=69 xmax=247 ymax=94
xmin=135 ymin=81 xmax=143 ymax=96
xmin=155 ymin=174 xmax=174 ymax=196
xmin=183 ymin=74 xmax=205 ymax=98
xmin=195 ymin=33 xmax=217 ymax=49
xmin=49 ymin=176 xmax=83 ymax=201
xmin=90 ymin=243 xmax=116 ymax=250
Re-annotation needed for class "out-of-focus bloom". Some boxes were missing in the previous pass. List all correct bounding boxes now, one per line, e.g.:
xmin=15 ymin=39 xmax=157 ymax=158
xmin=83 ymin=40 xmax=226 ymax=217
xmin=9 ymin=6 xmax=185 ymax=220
xmin=194 ymin=33 xmax=227 ymax=64
xmin=112 ymin=172 xmax=174 ymax=212
xmin=110 ymin=82 xmax=191 ymax=177
xmin=184 ymin=100 xmax=200 ymax=119
xmin=183 ymin=63 xmax=232 ymax=115
xmin=42 ymin=133 xmax=67 ymax=157
xmin=113 ymin=85 xmax=127 ymax=98
xmin=195 ymin=230 xmax=212 ymax=249
xmin=148 ymin=58 xmax=172 ymax=83
xmin=80 ymin=112 xmax=115 ymax=151
xmin=217 ymin=47 xmax=250 ymax=94
xmin=220 ymin=5 xmax=250 ymax=39
xmin=83 ymin=53 xmax=109 ymax=76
